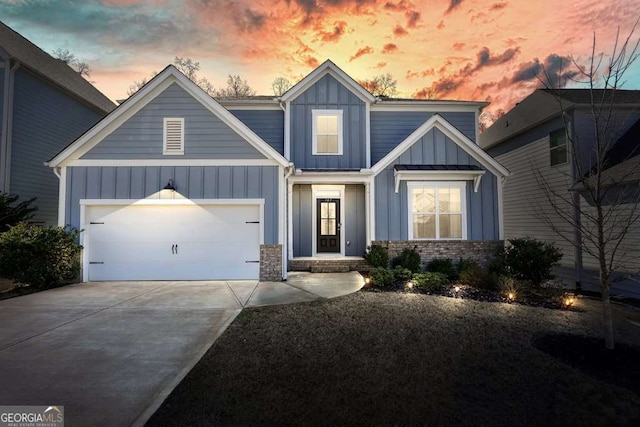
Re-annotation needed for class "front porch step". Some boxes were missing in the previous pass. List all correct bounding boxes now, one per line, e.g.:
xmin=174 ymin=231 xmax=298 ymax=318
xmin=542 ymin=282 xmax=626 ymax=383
xmin=289 ymin=258 xmax=373 ymax=273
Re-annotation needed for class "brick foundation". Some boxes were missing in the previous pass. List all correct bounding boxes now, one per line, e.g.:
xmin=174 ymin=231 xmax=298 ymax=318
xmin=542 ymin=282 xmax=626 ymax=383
xmin=288 ymin=258 xmax=373 ymax=273
xmin=260 ymin=245 xmax=283 ymax=281
xmin=372 ymin=240 xmax=504 ymax=269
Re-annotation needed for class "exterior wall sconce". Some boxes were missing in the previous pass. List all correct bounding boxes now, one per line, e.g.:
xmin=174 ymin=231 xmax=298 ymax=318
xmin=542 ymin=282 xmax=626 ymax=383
xmin=163 ymin=179 xmax=176 ymax=191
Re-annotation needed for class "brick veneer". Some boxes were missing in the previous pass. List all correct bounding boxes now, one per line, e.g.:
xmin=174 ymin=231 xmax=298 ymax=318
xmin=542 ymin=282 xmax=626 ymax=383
xmin=372 ymin=240 xmax=504 ymax=268
xmin=288 ymin=258 xmax=373 ymax=273
xmin=260 ymin=245 xmax=283 ymax=281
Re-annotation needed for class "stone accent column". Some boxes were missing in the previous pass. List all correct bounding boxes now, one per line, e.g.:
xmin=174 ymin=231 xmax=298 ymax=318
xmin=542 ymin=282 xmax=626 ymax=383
xmin=260 ymin=244 xmax=283 ymax=281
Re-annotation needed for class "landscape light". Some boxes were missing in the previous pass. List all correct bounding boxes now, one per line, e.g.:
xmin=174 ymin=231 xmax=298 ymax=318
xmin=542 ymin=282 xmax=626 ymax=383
xmin=507 ymin=292 xmax=515 ymax=302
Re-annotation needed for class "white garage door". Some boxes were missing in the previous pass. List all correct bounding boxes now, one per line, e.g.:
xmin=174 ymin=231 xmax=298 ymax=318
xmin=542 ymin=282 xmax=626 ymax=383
xmin=85 ymin=203 xmax=261 ymax=281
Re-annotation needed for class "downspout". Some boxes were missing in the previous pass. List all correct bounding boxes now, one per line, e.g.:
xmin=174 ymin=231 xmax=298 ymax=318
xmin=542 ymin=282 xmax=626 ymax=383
xmin=569 ymin=113 xmax=583 ymax=291
xmin=1 ymin=60 xmax=19 ymax=193
xmin=282 ymin=163 xmax=294 ymax=280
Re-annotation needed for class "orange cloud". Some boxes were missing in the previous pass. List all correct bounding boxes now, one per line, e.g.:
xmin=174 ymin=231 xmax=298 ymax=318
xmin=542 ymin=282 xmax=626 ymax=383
xmin=350 ymin=46 xmax=374 ymax=61
xmin=393 ymin=24 xmax=408 ymax=36
xmin=382 ymin=43 xmax=398 ymax=54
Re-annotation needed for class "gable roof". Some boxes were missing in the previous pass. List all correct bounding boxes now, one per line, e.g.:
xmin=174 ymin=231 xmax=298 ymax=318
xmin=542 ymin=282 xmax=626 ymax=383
xmin=281 ymin=59 xmax=375 ymax=103
xmin=46 ymin=65 xmax=290 ymax=168
xmin=371 ymin=114 xmax=510 ymax=178
xmin=0 ymin=21 xmax=115 ymax=113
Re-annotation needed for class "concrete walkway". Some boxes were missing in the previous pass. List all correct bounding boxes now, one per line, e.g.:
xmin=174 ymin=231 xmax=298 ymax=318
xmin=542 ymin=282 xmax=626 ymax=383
xmin=0 ymin=272 xmax=363 ymax=427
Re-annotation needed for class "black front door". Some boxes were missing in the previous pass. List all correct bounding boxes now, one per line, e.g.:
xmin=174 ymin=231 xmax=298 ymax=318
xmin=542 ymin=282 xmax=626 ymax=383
xmin=317 ymin=198 xmax=340 ymax=253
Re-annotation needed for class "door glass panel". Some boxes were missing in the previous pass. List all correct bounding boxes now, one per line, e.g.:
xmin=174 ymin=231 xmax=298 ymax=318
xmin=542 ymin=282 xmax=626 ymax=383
xmin=320 ymin=202 xmax=337 ymax=235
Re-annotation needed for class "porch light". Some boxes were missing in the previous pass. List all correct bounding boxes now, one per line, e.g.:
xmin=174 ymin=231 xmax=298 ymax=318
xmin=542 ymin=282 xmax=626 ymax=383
xmin=163 ymin=179 xmax=176 ymax=191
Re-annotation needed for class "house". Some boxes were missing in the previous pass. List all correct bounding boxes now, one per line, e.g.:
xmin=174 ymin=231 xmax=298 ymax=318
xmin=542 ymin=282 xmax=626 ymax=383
xmin=0 ymin=21 xmax=115 ymax=225
xmin=46 ymin=60 xmax=509 ymax=282
xmin=479 ymin=89 xmax=640 ymax=298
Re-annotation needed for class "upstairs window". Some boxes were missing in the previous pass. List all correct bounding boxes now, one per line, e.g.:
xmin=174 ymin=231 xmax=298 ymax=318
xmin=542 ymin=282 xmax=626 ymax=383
xmin=408 ymin=182 xmax=466 ymax=240
xmin=550 ymin=128 xmax=567 ymax=166
xmin=163 ymin=118 xmax=184 ymax=155
xmin=312 ymin=110 xmax=343 ymax=155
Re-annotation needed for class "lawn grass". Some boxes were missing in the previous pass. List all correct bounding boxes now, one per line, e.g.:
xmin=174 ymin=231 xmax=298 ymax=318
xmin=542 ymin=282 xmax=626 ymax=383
xmin=148 ymin=292 xmax=640 ymax=426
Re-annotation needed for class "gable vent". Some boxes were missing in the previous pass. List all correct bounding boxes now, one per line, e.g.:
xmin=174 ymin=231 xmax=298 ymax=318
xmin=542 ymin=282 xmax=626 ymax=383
xmin=163 ymin=118 xmax=185 ymax=155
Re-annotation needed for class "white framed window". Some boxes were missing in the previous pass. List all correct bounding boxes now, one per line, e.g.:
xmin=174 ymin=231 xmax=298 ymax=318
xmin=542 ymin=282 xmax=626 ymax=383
xmin=163 ymin=118 xmax=185 ymax=155
xmin=407 ymin=181 xmax=467 ymax=240
xmin=312 ymin=110 xmax=343 ymax=155
xmin=549 ymin=128 xmax=568 ymax=166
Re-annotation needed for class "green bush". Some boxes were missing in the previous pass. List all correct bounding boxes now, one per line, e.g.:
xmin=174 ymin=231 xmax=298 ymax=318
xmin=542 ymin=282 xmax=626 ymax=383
xmin=370 ymin=267 xmax=395 ymax=288
xmin=413 ymin=272 xmax=449 ymax=292
xmin=392 ymin=266 xmax=413 ymax=283
xmin=364 ymin=244 xmax=389 ymax=268
xmin=458 ymin=260 xmax=495 ymax=290
xmin=391 ymin=247 xmax=422 ymax=273
xmin=0 ymin=223 xmax=82 ymax=288
xmin=497 ymin=237 xmax=563 ymax=285
xmin=0 ymin=193 xmax=37 ymax=233
xmin=426 ymin=258 xmax=456 ymax=280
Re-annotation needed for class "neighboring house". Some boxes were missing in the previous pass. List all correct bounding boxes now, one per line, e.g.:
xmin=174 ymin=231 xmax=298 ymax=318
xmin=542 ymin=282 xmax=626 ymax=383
xmin=47 ymin=60 xmax=509 ymax=282
xmin=0 ymin=21 xmax=115 ymax=224
xmin=480 ymin=89 xmax=640 ymax=298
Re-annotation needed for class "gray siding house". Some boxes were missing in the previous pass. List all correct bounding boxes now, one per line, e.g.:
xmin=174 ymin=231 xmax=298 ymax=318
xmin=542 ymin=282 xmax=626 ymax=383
xmin=0 ymin=21 xmax=115 ymax=224
xmin=480 ymin=89 xmax=640 ymax=298
xmin=48 ymin=60 xmax=509 ymax=282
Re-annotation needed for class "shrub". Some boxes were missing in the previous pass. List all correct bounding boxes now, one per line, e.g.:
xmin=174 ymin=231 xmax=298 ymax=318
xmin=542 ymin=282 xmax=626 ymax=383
xmin=457 ymin=258 xmax=475 ymax=275
xmin=0 ymin=193 xmax=37 ymax=233
xmin=427 ymin=258 xmax=456 ymax=280
xmin=413 ymin=272 xmax=449 ymax=292
xmin=458 ymin=260 xmax=495 ymax=290
xmin=392 ymin=266 xmax=413 ymax=283
xmin=391 ymin=247 xmax=421 ymax=273
xmin=370 ymin=267 xmax=395 ymax=288
xmin=0 ymin=223 xmax=82 ymax=288
xmin=497 ymin=237 xmax=563 ymax=285
xmin=364 ymin=244 xmax=389 ymax=268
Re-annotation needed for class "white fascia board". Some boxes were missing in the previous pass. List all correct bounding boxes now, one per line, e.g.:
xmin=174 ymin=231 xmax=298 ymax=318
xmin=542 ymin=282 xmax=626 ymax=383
xmin=371 ymin=115 xmax=511 ymax=178
xmin=289 ymin=171 xmax=372 ymax=184
xmin=67 ymin=159 xmax=279 ymax=167
xmin=80 ymin=198 xmax=265 ymax=206
xmin=48 ymin=66 xmax=289 ymax=168
xmin=223 ymin=104 xmax=281 ymax=111
xmin=281 ymin=60 xmax=374 ymax=104
xmin=371 ymin=102 xmax=486 ymax=113
xmin=394 ymin=170 xmax=485 ymax=193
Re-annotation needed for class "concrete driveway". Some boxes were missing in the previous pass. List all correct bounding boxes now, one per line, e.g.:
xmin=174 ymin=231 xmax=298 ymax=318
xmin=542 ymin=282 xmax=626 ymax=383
xmin=0 ymin=272 xmax=363 ymax=426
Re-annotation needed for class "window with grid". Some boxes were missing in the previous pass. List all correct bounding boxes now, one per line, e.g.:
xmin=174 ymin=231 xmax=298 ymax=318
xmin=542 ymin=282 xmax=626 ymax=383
xmin=312 ymin=110 xmax=343 ymax=155
xmin=408 ymin=182 xmax=466 ymax=240
xmin=550 ymin=128 xmax=568 ymax=166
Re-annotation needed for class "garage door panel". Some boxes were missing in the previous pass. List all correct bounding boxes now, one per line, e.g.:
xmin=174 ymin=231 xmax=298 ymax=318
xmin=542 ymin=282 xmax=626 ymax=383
xmin=86 ymin=203 xmax=263 ymax=281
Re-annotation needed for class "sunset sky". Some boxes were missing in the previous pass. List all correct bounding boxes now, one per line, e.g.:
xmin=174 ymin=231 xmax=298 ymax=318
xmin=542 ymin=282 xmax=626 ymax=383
xmin=2 ymin=0 xmax=639 ymax=115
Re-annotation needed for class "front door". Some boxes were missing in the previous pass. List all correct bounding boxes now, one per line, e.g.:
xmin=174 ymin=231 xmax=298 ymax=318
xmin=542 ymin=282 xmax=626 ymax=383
xmin=316 ymin=198 xmax=340 ymax=253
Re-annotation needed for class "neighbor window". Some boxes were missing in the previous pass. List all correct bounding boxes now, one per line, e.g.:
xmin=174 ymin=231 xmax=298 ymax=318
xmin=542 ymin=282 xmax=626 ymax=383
xmin=408 ymin=182 xmax=466 ymax=240
xmin=312 ymin=110 xmax=343 ymax=155
xmin=549 ymin=128 xmax=567 ymax=166
xmin=163 ymin=117 xmax=185 ymax=155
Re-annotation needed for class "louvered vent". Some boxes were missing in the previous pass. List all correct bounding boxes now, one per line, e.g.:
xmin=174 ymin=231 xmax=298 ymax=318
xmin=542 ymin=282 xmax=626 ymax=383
xmin=163 ymin=118 xmax=184 ymax=155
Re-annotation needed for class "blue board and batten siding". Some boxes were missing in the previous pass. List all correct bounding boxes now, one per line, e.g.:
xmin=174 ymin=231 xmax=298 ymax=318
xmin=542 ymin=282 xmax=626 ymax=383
xmin=371 ymin=111 xmax=476 ymax=164
xmin=290 ymin=74 xmax=367 ymax=169
xmin=65 ymin=165 xmax=280 ymax=244
xmin=83 ymin=83 xmax=266 ymax=160
xmin=292 ymin=184 xmax=366 ymax=257
xmin=11 ymin=68 xmax=103 ymax=225
xmin=230 ymin=110 xmax=284 ymax=155
xmin=375 ymin=127 xmax=499 ymax=240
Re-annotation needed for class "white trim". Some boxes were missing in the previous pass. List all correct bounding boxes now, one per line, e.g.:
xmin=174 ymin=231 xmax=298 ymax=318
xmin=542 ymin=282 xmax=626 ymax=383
xmin=223 ymin=104 xmax=281 ymax=111
xmin=407 ymin=181 xmax=467 ymax=240
xmin=284 ymin=100 xmax=291 ymax=160
xmin=162 ymin=117 xmax=185 ymax=155
xmin=47 ymin=66 xmax=290 ymax=168
xmin=371 ymin=102 xmax=487 ymax=113
xmin=369 ymin=177 xmax=376 ymax=242
xmin=67 ymin=159 xmax=280 ymax=167
xmin=311 ymin=185 xmax=345 ymax=257
xmin=278 ymin=165 xmax=286 ymax=279
xmin=497 ymin=176 xmax=505 ymax=240
xmin=370 ymin=114 xmax=510 ymax=179
xmin=393 ymin=170 xmax=485 ymax=193
xmin=365 ymin=181 xmax=371 ymax=247
xmin=287 ymin=180 xmax=294 ymax=262
xmin=57 ymin=167 xmax=67 ymax=227
xmin=365 ymin=102 xmax=371 ymax=168
xmin=288 ymin=171 xmax=371 ymax=184
xmin=80 ymin=198 xmax=265 ymax=282
xmin=281 ymin=60 xmax=375 ymax=103
xmin=311 ymin=109 xmax=343 ymax=156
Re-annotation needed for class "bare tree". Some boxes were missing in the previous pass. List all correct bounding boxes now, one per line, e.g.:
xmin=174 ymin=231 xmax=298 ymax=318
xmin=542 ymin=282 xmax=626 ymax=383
xmin=272 ymin=77 xmax=292 ymax=96
xmin=215 ymin=74 xmax=256 ymax=98
xmin=51 ymin=48 xmax=91 ymax=77
xmin=534 ymin=23 xmax=640 ymax=349
xmin=479 ymin=109 xmax=505 ymax=133
xmin=358 ymin=73 xmax=398 ymax=98
xmin=127 ymin=57 xmax=216 ymax=97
